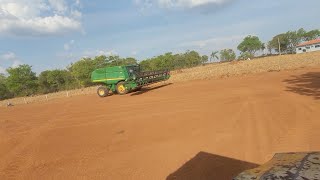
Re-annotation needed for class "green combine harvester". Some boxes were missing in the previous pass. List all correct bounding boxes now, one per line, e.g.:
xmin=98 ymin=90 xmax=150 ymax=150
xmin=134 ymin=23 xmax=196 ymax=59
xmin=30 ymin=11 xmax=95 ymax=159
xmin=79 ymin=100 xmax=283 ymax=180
xmin=91 ymin=65 xmax=170 ymax=97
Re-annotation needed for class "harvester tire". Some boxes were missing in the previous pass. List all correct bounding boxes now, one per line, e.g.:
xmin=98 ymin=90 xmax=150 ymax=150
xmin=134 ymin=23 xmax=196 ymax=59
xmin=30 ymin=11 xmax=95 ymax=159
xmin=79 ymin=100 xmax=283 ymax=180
xmin=97 ymin=86 xmax=109 ymax=97
xmin=116 ymin=81 xmax=128 ymax=95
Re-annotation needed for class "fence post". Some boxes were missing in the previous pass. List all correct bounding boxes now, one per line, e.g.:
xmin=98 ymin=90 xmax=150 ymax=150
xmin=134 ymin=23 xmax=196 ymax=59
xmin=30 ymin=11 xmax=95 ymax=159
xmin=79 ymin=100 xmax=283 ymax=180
xmin=45 ymin=95 xmax=48 ymax=101
xmin=24 ymin=98 xmax=27 ymax=104
xmin=67 ymin=91 xmax=69 ymax=97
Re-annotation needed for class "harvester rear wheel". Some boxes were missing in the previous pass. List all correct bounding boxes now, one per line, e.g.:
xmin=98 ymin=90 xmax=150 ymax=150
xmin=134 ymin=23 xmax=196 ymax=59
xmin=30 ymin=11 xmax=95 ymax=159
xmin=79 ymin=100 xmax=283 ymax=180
xmin=97 ymin=86 xmax=109 ymax=97
xmin=116 ymin=81 xmax=128 ymax=95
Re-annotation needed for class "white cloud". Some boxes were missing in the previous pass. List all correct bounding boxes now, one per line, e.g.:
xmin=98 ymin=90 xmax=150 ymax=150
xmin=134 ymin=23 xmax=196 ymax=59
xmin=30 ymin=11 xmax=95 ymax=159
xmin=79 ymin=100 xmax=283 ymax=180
xmin=180 ymin=35 xmax=245 ymax=49
xmin=131 ymin=51 xmax=138 ymax=56
xmin=0 ymin=0 xmax=82 ymax=37
xmin=1 ymin=52 xmax=16 ymax=60
xmin=0 ymin=52 xmax=23 ymax=71
xmin=64 ymin=40 xmax=75 ymax=51
xmin=0 ymin=66 xmax=5 ymax=74
xmin=74 ymin=0 xmax=81 ymax=7
xmin=71 ymin=10 xmax=82 ymax=19
xmin=160 ymin=0 xmax=231 ymax=8
xmin=135 ymin=0 xmax=234 ymax=9
xmin=11 ymin=60 xmax=22 ymax=68
xmin=48 ymin=0 xmax=68 ymax=14
xmin=0 ymin=0 xmax=48 ymax=18
xmin=98 ymin=50 xmax=117 ymax=56
xmin=82 ymin=49 xmax=118 ymax=58
xmin=178 ymin=35 xmax=245 ymax=56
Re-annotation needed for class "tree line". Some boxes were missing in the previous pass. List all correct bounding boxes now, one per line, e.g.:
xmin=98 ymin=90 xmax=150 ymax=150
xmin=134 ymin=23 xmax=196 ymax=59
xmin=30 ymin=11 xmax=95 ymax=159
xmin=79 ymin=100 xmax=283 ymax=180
xmin=140 ymin=51 xmax=208 ymax=71
xmin=222 ymin=28 xmax=320 ymax=61
xmin=0 ymin=56 xmax=137 ymax=100
xmin=0 ymin=28 xmax=319 ymax=100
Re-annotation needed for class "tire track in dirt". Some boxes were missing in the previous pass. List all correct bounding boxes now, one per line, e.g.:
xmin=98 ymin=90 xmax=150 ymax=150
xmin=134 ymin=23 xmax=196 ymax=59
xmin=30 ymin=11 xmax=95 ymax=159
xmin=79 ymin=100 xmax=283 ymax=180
xmin=0 ymin=103 xmax=72 ymax=179
xmin=273 ymin=95 xmax=319 ymax=153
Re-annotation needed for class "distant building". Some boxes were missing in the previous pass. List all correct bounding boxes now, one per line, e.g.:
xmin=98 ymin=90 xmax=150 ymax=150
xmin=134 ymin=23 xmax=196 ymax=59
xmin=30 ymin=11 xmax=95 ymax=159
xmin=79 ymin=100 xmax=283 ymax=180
xmin=296 ymin=39 xmax=320 ymax=54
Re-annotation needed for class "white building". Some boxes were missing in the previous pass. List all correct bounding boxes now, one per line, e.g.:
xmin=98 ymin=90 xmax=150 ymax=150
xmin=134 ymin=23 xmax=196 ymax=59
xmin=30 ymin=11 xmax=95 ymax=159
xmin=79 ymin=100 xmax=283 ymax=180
xmin=296 ymin=39 xmax=320 ymax=54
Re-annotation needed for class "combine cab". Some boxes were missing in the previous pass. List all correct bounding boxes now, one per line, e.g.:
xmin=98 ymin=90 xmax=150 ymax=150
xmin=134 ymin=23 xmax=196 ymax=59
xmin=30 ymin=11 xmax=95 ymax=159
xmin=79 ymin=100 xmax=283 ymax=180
xmin=91 ymin=65 xmax=170 ymax=97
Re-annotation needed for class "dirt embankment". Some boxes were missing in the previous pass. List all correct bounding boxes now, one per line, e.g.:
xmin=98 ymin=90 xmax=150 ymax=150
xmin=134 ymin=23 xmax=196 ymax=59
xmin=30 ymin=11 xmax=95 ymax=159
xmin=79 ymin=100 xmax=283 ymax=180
xmin=169 ymin=51 xmax=320 ymax=82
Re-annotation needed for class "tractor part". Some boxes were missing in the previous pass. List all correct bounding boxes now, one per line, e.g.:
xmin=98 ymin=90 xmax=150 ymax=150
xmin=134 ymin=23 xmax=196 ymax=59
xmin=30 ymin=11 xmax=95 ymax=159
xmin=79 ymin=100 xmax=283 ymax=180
xmin=97 ymin=86 xmax=109 ymax=97
xmin=116 ymin=81 xmax=128 ymax=95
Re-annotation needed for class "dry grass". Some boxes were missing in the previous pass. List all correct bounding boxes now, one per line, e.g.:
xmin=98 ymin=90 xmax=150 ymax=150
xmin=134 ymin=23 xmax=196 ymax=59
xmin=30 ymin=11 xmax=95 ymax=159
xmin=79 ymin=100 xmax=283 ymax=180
xmin=1 ymin=87 xmax=98 ymax=107
xmin=168 ymin=51 xmax=320 ymax=83
xmin=1 ymin=51 xmax=320 ymax=107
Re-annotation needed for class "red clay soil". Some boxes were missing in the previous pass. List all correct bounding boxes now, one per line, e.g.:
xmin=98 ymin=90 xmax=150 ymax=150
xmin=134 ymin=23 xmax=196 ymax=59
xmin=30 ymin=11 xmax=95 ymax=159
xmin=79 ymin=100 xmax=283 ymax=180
xmin=1 ymin=67 xmax=320 ymax=180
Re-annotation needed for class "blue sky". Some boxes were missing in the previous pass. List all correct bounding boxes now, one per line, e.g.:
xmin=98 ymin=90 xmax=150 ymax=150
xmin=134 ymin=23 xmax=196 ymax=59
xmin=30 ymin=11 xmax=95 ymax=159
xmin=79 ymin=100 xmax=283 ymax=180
xmin=0 ymin=0 xmax=319 ymax=73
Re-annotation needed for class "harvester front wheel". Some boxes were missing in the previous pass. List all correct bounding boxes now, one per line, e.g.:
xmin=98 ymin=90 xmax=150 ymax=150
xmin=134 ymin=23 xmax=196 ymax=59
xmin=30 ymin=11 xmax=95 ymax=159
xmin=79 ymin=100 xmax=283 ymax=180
xmin=97 ymin=86 xmax=109 ymax=97
xmin=116 ymin=82 xmax=128 ymax=95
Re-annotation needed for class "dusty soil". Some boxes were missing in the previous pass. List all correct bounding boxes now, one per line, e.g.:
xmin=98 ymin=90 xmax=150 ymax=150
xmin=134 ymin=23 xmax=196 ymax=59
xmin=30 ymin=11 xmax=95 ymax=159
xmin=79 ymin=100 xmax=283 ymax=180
xmin=1 ymin=67 xmax=320 ymax=180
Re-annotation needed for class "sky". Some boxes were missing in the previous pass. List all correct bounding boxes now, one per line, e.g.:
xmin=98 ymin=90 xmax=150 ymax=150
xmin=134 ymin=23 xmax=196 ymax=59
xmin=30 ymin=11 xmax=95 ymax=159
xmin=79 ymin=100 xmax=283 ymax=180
xmin=0 ymin=0 xmax=319 ymax=74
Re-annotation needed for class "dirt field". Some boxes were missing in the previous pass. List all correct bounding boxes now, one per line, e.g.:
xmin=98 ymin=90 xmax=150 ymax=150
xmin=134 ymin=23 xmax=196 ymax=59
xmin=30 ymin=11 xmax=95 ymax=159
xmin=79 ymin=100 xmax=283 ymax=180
xmin=1 ymin=66 xmax=320 ymax=179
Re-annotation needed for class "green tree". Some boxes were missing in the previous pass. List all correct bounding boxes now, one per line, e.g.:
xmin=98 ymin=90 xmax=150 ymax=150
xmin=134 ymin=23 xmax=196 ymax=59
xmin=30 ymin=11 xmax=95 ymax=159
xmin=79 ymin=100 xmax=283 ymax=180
xmin=210 ymin=51 xmax=219 ymax=62
xmin=285 ymin=31 xmax=300 ymax=53
xmin=68 ymin=58 xmax=96 ymax=87
xmin=140 ymin=53 xmax=173 ymax=71
xmin=109 ymin=56 xmax=123 ymax=66
xmin=267 ymin=42 xmax=273 ymax=55
xmin=184 ymin=50 xmax=202 ymax=67
xmin=201 ymin=55 xmax=209 ymax=64
xmin=38 ymin=70 xmax=51 ymax=93
xmin=121 ymin=57 xmax=137 ymax=65
xmin=303 ymin=29 xmax=320 ymax=41
xmin=173 ymin=53 xmax=186 ymax=69
xmin=285 ymin=29 xmax=307 ymax=53
xmin=38 ymin=70 xmax=76 ymax=93
xmin=0 ymin=74 xmax=5 ymax=83
xmin=107 ymin=56 xmax=135 ymax=66
xmin=268 ymin=33 xmax=289 ymax=54
xmin=268 ymin=28 xmax=318 ymax=54
xmin=0 ymin=74 xmax=13 ymax=100
xmin=261 ymin=43 xmax=266 ymax=54
xmin=6 ymin=64 xmax=38 ymax=96
xmin=238 ymin=52 xmax=253 ymax=60
xmin=92 ymin=55 xmax=110 ymax=68
xmin=297 ymin=28 xmax=307 ymax=40
xmin=237 ymin=35 xmax=263 ymax=56
xmin=139 ymin=59 xmax=153 ymax=71
xmin=220 ymin=49 xmax=236 ymax=62
xmin=139 ymin=50 xmax=204 ymax=71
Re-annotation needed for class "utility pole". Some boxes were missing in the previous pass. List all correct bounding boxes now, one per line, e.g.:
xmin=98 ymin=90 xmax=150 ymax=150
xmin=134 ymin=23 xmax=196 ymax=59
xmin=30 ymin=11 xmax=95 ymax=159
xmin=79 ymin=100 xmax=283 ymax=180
xmin=278 ymin=38 xmax=281 ymax=55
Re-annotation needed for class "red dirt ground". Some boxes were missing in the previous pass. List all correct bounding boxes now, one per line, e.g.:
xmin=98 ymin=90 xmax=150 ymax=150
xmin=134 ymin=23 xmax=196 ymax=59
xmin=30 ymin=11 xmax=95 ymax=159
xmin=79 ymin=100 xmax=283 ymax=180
xmin=1 ymin=67 xmax=320 ymax=180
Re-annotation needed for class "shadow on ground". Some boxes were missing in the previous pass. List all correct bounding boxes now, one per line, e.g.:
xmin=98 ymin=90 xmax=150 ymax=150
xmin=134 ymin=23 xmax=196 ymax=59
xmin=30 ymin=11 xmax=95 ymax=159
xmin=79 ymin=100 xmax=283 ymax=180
xmin=130 ymin=83 xmax=172 ymax=96
xmin=166 ymin=152 xmax=259 ymax=180
xmin=284 ymin=72 xmax=320 ymax=99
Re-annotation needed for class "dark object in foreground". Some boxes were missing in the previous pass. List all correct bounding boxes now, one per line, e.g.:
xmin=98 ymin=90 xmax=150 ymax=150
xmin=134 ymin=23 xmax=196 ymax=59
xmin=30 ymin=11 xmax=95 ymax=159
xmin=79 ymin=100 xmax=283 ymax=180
xmin=166 ymin=152 xmax=259 ymax=180
xmin=234 ymin=152 xmax=320 ymax=180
